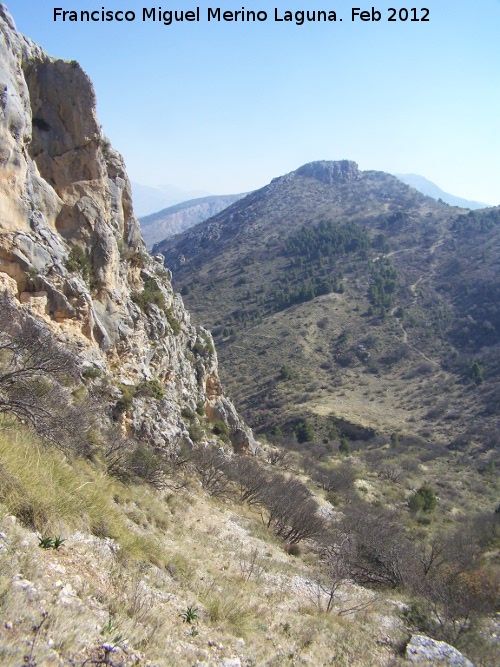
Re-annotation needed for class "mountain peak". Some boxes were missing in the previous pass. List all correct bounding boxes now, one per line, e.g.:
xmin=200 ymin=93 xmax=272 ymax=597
xmin=295 ymin=159 xmax=359 ymax=184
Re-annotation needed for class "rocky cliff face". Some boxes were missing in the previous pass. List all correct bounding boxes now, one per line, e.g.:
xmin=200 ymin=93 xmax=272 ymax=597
xmin=0 ymin=4 xmax=254 ymax=453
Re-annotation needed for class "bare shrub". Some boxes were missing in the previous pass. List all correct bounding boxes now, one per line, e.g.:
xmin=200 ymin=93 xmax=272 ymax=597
xmin=380 ymin=344 xmax=410 ymax=366
xmin=313 ymin=461 xmax=358 ymax=496
xmin=376 ymin=463 xmax=406 ymax=483
xmin=261 ymin=474 xmax=325 ymax=544
xmin=266 ymin=448 xmax=291 ymax=468
xmin=424 ymin=405 xmax=447 ymax=421
xmin=399 ymin=456 xmax=420 ymax=473
xmin=314 ymin=537 xmax=352 ymax=612
xmin=103 ymin=428 xmax=135 ymax=477
xmin=415 ymin=566 xmax=499 ymax=645
xmin=409 ymin=361 xmax=436 ymax=377
xmin=335 ymin=502 xmax=414 ymax=588
xmin=0 ymin=295 xmax=98 ymax=453
xmin=469 ymin=511 xmax=500 ymax=549
xmin=225 ymin=456 xmax=269 ymax=505
xmin=238 ymin=547 xmax=265 ymax=582
xmin=405 ymin=515 xmax=500 ymax=645
xmin=190 ymin=445 xmax=230 ymax=498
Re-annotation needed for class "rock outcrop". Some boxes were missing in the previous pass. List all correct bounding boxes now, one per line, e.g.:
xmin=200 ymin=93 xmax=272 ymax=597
xmin=0 ymin=4 xmax=255 ymax=453
xmin=406 ymin=635 xmax=475 ymax=667
xmin=296 ymin=160 xmax=360 ymax=185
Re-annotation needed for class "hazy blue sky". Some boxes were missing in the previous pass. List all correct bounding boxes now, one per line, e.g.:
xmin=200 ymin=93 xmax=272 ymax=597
xmin=10 ymin=1 xmax=500 ymax=204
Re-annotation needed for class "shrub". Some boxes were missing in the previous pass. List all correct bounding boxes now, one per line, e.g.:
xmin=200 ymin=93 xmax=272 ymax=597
xmin=127 ymin=444 xmax=166 ymax=488
xmin=65 ymin=245 xmax=93 ymax=282
xmin=468 ymin=361 xmax=484 ymax=385
xmin=212 ymin=419 xmax=229 ymax=441
xmin=339 ymin=437 xmax=351 ymax=455
xmin=165 ymin=307 xmax=181 ymax=335
xmin=295 ymin=420 xmax=314 ymax=444
xmin=137 ymin=379 xmax=164 ymax=400
xmin=82 ymin=365 xmax=102 ymax=380
xmin=285 ymin=543 xmax=301 ymax=556
xmin=181 ymin=407 xmax=196 ymax=421
xmin=279 ymin=365 xmax=294 ymax=381
xmin=188 ymin=424 xmax=204 ymax=442
xmin=409 ymin=484 xmax=437 ymax=513
xmin=131 ymin=278 xmax=165 ymax=312
xmin=192 ymin=332 xmax=215 ymax=357
xmin=117 ymin=384 xmax=136 ymax=412
xmin=125 ymin=248 xmax=147 ymax=267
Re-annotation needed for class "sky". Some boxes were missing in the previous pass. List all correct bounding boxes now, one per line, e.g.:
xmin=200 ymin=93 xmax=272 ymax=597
xmin=9 ymin=1 xmax=500 ymax=205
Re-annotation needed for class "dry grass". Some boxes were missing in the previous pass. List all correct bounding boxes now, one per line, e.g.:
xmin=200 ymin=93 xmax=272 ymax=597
xmin=1 ymin=419 xmax=497 ymax=666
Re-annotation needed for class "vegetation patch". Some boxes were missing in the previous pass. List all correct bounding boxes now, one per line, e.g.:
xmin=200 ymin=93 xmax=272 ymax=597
xmin=131 ymin=277 xmax=165 ymax=312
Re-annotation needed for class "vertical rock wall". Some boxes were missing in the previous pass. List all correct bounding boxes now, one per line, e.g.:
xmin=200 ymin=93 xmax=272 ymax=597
xmin=0 ymin=4 xmax=255 ymax=453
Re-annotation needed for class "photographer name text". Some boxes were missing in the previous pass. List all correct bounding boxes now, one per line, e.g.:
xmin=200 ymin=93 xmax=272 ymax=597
xmin=53 ymin=6 xmax=431 ymax=26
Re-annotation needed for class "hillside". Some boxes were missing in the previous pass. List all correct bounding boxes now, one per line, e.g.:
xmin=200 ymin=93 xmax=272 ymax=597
xmin=1 ymin=7 xmax=499 ymax=667
xmin=140 ymin=193 xmax=246 ymax=250
xmin=159 ymin=161 xmax=500 ymax=455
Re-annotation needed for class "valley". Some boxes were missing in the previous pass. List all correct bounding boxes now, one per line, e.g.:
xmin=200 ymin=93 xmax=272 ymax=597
xmin=158 ymin=161 xmax=499 ymax=461
xmin=0 ymin=7 xmax=499 ymax=667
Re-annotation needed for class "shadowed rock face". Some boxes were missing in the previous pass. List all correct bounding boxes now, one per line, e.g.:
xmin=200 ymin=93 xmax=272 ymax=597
xmin=0 ymin=4 xmax=255 ymax=453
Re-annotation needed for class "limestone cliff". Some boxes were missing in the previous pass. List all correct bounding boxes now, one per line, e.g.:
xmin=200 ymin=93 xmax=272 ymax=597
xmin=0 ymin=4 xmax=255 ymax=453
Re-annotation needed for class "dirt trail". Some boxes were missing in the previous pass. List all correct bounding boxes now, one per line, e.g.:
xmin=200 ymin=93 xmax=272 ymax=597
xmin=390 ymin=224 xmax=450 ymax=365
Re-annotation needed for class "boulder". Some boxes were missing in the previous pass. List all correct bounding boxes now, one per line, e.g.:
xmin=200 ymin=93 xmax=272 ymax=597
xmin=406 ymin=635 xmax=475 ymax=666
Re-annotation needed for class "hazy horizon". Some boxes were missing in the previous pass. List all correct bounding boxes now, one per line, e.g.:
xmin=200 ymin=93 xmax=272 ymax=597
xmin=10 ymin=1 xmax=500 ymax=206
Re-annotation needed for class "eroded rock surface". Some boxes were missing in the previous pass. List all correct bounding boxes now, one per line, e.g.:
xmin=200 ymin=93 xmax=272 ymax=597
xmin=406 ymin=635 xmax=475 ymax=667
xmin=0 ymin=4 xmax=255 ymax=453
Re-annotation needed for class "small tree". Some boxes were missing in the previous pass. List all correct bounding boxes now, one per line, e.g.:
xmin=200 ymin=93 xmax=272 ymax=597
xmin=469 ymin=361 xmax=484 ymax=384
xmin=295 ymin=420 xmax=314 ymax=444
xmin=409 ymin=485 xmax=437 ymax=513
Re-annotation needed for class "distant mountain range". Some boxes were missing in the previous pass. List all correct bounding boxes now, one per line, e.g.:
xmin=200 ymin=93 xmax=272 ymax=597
xmin=131 ymin=182 xmax=209 ymax=217
xmin=140 ymin=193 xmax=247 ymax=250
xmin=395 ymin=174 xmax=488 ymax=209
xmin=137 ymin=173 xmax=490 ymax=248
